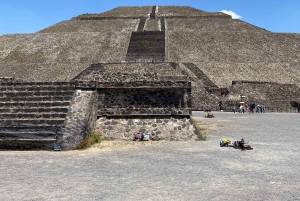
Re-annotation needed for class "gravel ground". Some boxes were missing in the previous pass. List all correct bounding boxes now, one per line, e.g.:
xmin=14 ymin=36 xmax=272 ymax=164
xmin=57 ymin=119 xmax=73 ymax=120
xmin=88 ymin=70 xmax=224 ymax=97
xmin=0 ymin=111 xmax=300 ymax=201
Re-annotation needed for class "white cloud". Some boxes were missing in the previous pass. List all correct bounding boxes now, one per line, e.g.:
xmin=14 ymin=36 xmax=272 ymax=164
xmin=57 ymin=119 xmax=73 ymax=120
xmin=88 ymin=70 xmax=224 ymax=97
xmin=220 ymin=10 xmax=242 ymax=19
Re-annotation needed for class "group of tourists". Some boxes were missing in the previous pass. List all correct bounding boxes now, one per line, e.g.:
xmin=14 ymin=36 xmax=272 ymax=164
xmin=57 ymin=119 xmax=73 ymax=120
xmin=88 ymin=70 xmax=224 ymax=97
xmin=232 ymin=102 xmax=265 ymax=113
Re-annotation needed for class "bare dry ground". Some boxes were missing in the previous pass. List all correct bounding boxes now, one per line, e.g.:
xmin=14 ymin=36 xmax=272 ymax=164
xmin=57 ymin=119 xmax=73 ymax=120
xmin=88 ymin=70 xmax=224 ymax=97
xmin=0 ymin=111 xmax=300 ymax=201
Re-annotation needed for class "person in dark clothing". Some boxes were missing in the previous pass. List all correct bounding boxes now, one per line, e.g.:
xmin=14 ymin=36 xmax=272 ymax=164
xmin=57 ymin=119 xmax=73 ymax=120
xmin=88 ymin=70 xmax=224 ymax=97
xmin=240 ymin=138 xmax=245 ymax=150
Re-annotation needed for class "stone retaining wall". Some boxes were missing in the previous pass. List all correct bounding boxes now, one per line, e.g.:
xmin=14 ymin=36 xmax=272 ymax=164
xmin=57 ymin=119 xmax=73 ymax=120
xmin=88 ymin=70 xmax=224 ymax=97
xmin=222 ymin=80 xmax=300 ymax=112
xmin=70 ymin=78 xmax=196 ymax=142
xmin=95 ymin=116 xmax=197 ymax=141
xmin=61 ymin=90 xmax=98 ymax=150
xmin=0 ymin=77 xmax=23 ymax=83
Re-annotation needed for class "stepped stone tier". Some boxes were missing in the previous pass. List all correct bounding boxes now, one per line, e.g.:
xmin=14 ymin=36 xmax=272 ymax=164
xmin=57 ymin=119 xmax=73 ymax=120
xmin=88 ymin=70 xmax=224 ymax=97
xmin=0 ymin=5 xmax=300 ymax=149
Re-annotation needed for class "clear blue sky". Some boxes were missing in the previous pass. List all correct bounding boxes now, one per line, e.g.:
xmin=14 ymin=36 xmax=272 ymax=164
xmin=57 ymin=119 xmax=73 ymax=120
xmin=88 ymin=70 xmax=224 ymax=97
xmin=0 ymin=0 xmax=299 ymax=35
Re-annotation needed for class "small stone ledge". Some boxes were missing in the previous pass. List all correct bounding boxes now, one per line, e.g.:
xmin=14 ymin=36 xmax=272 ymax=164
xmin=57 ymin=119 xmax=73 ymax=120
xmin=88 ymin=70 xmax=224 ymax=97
xmin=72 ymin=15 xmax=231 ymax=21
xmin=98 ymin=108 xmax=191 ymax=116
xmin=232 ymin=80 xmax=296 ymax=86
xmin=0 ymin=77 xmax=23 ymax=83
xmin=0 ymin=81 xmax=75 ymax=87
xmin=75 ymin=81 xmax=191 ymax=89
xmin=97 ymin=81 xmax=191 ymax=88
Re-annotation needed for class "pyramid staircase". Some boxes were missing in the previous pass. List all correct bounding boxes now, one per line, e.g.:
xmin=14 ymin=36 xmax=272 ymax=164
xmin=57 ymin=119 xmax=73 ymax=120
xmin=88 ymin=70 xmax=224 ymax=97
xmin=0 ymin=82 xmax=75 ymax=150
xmin=179 ymin=63 xmax=221 ymax=111
xmin=125 ymin=6 xmax=165 ymax=62
xmin=183 ymin=63 xmax=218 ymax=89
xmin=160 ymin=18 xmax=165 ymax=31
xmin=150 ymin=6 xmax=156 ymax=19
xmin=125 ymin=31 xmax=165 ymax=62
xmin=137 ymin=18 xmax=147 ymax=31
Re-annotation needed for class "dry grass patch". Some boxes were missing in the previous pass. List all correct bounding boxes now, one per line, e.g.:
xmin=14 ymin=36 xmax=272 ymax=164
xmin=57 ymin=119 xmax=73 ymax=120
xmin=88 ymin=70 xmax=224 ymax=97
xmin=191 ymin=117 xmax=224 ymax=140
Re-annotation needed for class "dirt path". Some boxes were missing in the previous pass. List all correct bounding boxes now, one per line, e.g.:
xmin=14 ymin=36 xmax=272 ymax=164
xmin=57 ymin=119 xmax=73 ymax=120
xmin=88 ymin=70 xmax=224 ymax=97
xmin=0 ymin=111 xmax=299 ymax=201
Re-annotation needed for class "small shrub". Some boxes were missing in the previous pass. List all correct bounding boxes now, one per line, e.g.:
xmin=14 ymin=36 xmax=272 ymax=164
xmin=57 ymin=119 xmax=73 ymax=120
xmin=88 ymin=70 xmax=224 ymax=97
xmin=89 ymin=131 xmax=101 ymax=145
xmin=78 ymin=138 xmax=91 ymax=149
xmin=78 ymin=131 xmax=102 ymax=150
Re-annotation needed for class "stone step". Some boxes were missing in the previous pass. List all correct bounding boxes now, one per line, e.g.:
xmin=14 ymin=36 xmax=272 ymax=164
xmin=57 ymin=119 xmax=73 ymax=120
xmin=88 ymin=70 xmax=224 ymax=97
xmin=126 ymin=47 xmax=165 ymax=51
xmin=0 ymin=85 xmax=74 ymax=92
xmin=0 ymin=91 xmax=74 ymax=97
xmin=125 ymin=31 xmax=165 ymax=61
xmin=124 ymin=58 xmax=165 ymax=62
xmin=131 ymin=31 xmax=165 ymax=36
xmin=129 ymin=36 xmax=165 ymax=40
xmin=0 ymin=96 xmax=73 ymax=102
xmin=183 ymin=63 xmax=218 ymax=88
xmin=0 ymin=118 xmax=65 ymax=125
xmin=0 ymin=107 xmax=69 ymax=113
xmin=0 ymin=113 xmax=67 ymax=119
xmin=125 ymin=55 xmax=165 ymax=58
xmin=0 ymin=101 xmax=71 ymax=108
xmin=125 ymin=58 xmax=165 ymax=62
xmin=0 ymin=81 xmax=73 ymax=86
xmin=151 ymin=6 xmax=156 ymax=16
xmin=0 ymin=130 xmax=56 ymax=139
xmin=0 ymin=139 xmax=56 ymax=150
xmin=160 ymin=18 xmax=165 ymax=31
xmin=137 ymin=18 xmax=146 ymax=31
xmin=0 ymin=124 xmax=58 ymax=132
xmin=71 ymin=64 xmax=106 ymax=81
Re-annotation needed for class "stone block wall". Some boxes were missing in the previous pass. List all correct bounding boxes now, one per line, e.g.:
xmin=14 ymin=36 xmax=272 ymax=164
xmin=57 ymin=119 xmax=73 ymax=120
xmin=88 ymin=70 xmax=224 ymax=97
xmin=95 ymin=81 xmax=192 ymax=115
xmin=103 ymin=88 xmax=184 ymax=108
xmin=93 ymin=80 xmax=194 ymax=140
xmin=95 ymin=116 xmax=197 ymax=141
xmin=222 ymin=80 xmax=300 ymax=112
xmin=0 ymin=77 xmax=23 ymax=83
xmin=67 ymin=79 xmax=195 ymax=143
xmin=72 ymin=62 xmax=188 ymax=83
xmin=61 ymin=90 xmax=98 ymax=150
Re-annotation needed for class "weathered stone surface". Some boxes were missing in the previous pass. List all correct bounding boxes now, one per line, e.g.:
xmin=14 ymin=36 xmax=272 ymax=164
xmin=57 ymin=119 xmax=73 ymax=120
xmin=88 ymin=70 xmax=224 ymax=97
xmin=61 ymin=90 xmax=98 ymax=150
xmin=95 ymin=116 xmax=197 ymax=141
xmin=222 ymin=80 xmax=300 ymax=112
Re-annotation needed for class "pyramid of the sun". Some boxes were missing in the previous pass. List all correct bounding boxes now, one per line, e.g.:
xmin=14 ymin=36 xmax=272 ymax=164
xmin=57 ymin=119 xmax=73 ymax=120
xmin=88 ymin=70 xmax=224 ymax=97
xmin=1 ymin=5 xmax=300 ymax=113
xmin=1 ymin=6 xmax=300 ymax=150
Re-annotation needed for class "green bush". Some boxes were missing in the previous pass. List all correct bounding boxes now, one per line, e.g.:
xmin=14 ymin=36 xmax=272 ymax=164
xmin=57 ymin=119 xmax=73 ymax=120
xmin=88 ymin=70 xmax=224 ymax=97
xmin=78 ymin=131 xmax=101 ymax=149
xmin=89 ymin=131 xmax=101 ymax=145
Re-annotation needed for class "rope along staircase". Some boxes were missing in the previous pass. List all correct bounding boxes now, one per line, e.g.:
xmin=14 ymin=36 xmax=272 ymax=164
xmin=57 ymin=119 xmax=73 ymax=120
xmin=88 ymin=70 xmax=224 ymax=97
xmin=0 ymin=82 xmax=75 ymax=149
